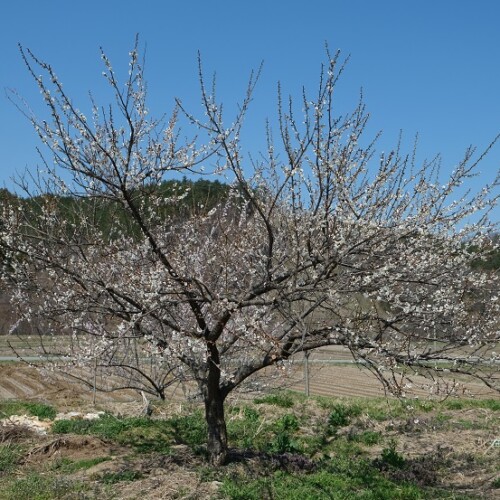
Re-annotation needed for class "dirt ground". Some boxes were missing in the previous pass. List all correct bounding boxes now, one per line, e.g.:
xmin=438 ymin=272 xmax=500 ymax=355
xmin=0 ymin=364 xmax=141 ymax=409
xmin=0 ymin=353 xmax=496 ymax=406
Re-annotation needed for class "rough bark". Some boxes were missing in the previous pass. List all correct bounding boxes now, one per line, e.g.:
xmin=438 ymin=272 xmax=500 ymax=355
xmin=205 ymin=385 xmax=228 ymax=466
xmin=204 ymin=341 xmax=228 ymax=466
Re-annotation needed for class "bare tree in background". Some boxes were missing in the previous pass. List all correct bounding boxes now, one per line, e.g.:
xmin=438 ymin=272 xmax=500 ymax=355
xmin=1 ymin=38 xmax=499 ymax=465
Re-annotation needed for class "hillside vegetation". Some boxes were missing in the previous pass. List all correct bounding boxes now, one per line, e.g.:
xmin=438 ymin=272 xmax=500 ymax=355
xmin=1 ymin=181 xmax=498 ymax=269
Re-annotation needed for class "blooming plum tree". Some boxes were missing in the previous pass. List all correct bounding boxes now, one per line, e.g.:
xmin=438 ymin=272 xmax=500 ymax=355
xmin=1 ymin=38 xmax=499 ymax=465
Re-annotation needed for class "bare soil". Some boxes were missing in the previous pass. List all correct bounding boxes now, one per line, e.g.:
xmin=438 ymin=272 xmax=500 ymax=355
xmin=0 ymin=364 xmax=140 ymax=409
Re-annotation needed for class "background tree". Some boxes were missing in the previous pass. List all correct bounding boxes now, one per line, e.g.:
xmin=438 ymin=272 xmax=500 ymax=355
xmin=1 ymin=38 xmax=499 ymax=465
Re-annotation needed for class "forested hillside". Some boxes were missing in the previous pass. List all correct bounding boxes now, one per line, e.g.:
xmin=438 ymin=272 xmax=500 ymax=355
xmin=1 ymin=178 xmax=229 ymax=240
xmin=1 ymin=179 xmax=498 ymax=269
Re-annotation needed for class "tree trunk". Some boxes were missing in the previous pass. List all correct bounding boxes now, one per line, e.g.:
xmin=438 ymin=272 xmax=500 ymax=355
xmin=204 ymin=341 xmax=228 ymax=465
xmin=205 ymin=386 xmax=228 ymax=466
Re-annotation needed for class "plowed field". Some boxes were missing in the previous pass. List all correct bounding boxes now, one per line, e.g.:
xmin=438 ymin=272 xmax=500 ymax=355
xmin=0 ymin=357 xmax=496 ymax=409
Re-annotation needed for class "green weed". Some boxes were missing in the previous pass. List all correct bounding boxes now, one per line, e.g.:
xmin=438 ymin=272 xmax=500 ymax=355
xmin=0 ymin=401 xmax=56 ymax=420
xmin=455 ymin=418 xmax=480 ymax=430
xmin=168 ymin=410 xmax=207 ymax=447
xmin=267 ymin=431 xmax=302 ymax=454
xmin=227 ymin=407 xmax=263 ymax=449
xmin=267 ymin=414 xmax=301 ymax=453
xmin=329 ymin=436 xmax=364 ymax=458
xmin=254 ymin=392 xmax=295 ymax=408
xmin=99 ymin=469 xmax=143 ymax=484
xmin=275 ymin=413 xmax=300 ymax=433
xmin=442 ymin=400 xmax=465 ymax=410
xmin=433 ymin=413 xmax=452 ymax=425
xmin=50 ymin=456 xmax=110 ymax=473
xmin=241 ymin=407 xmax=260 ymax=422
xmin=0 ymin=444 xmax=22 ymax=472
xmin=350 ymin=430 xmax=382 ymax=446
xmin=52 ymin=414 xmax=171 ymax=453
xmin=443 ymin=398 xmax=499 ymax=412
xmin=0 ymin=391 xmax=493 ymax=499
xmin=3 ymin=473 xmax=86 ymax=500
xmin=413 ymin=400 xmax=436 ymax=413
xmin=51 ymin=413 xmax=127 ymax=438
xmin=221 ymin=465 xmax=424 ymax=499
xmin=327 ymin=402 xmax=362 ymax=432
xmin=380 ymin=440 xmax=405 ymax=469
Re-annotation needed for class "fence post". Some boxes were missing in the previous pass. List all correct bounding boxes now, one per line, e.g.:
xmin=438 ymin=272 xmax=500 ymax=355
xmin=92 ymin=356 xmax=97 ymax=406
xmin=304 ymin=351 xmax=310 ymax=397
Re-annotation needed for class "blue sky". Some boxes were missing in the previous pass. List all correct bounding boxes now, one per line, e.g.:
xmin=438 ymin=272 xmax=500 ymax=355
xmin=1 ymin=1 xmax=499 ymax=219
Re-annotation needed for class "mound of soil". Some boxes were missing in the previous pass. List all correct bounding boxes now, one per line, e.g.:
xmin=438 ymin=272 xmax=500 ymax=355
xmin=25 ymin=435 xmax=115 ymax=462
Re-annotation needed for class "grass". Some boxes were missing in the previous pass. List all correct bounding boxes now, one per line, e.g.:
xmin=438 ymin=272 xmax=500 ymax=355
xmin=0 ymin=390 xmax=497 ymax=498
xmin=221 ymin=463 xmax=424 ymax=500
xmin=227 ymin=406 xmax=265 ymax=450
xmin=349 ymin=430 xmax=383 ymax=446
xmin=0 ymin=401 xmax=57 ymax=420
xmin=380 ymin=439 xmax=406 ymax=469
xmin=443 ymin=398 xmax=500 ymax=412
xmin=2 ymin=473 xmax=87 ymax=500
xmin=168 ymin=409 xmax=207 ymax=448
xmin=99 ymin=470 xmax=143 ymax=484
xmin=327 ymin=402 xmax=363 ymax=431
xmin=50 ymin=456 xmax=111 ymax=473
xmin=0 ymin=443 xmax=22 ymax=472
xmin=220 ymin=393 xmax=499 ymax=498
xmin=52 ymin=413 xmax=172 ymax=454
xmin=254 ymin=391 xmax=297 ymax=408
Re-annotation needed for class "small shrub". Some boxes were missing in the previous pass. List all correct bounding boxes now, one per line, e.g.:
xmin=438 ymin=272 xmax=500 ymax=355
xmin=327 ymin=403 xmax=362 ymax=432
xmin=380 ymin=440 xmax=405 ymax=469
xmin=268 ymin=431 xmax=302 ymax=454
xmin=275 ymin=414 xmax=299 ymax=433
